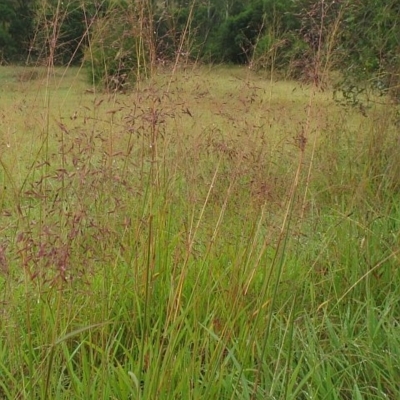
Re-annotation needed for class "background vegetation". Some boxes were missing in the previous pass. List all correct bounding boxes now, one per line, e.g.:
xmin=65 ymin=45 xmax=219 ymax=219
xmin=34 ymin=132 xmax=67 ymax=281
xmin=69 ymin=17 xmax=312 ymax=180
xmin=0 ymin=0 xmax=399 ymax=399
xmin=1 ymin=0 xmax=399 ymax=94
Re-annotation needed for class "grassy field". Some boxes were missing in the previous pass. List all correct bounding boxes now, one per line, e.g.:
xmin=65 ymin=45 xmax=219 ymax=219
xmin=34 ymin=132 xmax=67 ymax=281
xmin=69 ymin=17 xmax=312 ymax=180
xmin=0 ymin=64 xmax=399 ymax=399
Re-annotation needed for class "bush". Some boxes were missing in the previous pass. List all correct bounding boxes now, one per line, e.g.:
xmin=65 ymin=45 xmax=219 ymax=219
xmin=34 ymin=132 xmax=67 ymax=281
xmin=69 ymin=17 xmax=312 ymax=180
xmin=335 ymin=0 xmax=400 ymax=102
xmin=252 ymin=31 xmax=309 ymax=77
xmin=206 ymin=0 xmax=300 ymax=65
xmin=0 ymin=0 xmax=34 ymax=63
xmin=211 ymin=2 xmax=266 ymax=64
xmin=85 ymin=2 xmax=151 ymax=91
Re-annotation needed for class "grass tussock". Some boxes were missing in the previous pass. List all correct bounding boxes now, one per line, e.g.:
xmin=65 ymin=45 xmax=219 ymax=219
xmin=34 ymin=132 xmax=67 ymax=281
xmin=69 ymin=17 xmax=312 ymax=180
xmin=0 ymin=64 xmax=399 ymax=399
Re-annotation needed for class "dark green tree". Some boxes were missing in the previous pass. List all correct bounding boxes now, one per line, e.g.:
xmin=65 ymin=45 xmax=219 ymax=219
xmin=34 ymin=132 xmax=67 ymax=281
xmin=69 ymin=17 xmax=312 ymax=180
xmin=200 ymin=0 xmax=300 ymax=65
xmin=32 ymin=0 xmax=102 ymax=65
xmin=9 ymin=1 xmax=35 ymax=59
xmin=0 ymin=0 xmax=35 ymax=62
xmin=0 ymin=1 xmax=15 ymax=61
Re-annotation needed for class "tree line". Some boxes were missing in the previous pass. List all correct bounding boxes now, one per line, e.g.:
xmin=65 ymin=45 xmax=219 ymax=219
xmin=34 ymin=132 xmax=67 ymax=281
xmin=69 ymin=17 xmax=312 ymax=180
xmin=0 ymin=0 xmax=398 ymax=94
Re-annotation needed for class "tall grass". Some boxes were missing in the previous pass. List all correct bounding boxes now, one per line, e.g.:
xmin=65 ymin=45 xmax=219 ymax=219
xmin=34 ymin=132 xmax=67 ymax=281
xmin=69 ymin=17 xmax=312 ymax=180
xmin=1 ymin=2 xmax=400 ymax=399
xmin=1 ymin=63 xmax=399 ymax=399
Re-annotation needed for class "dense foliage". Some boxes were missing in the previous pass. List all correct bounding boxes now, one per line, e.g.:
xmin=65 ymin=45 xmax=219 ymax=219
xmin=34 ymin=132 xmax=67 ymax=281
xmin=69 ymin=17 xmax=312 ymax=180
xmin=85 ymin=1 xmax=152 ymax=90
xmin=0 ymin=0 xmax=398 ymax=91
xmin=0 ymin=0 xmax=35 ymax=62
xmin=339 ymin=0 xmax=400 ymax=99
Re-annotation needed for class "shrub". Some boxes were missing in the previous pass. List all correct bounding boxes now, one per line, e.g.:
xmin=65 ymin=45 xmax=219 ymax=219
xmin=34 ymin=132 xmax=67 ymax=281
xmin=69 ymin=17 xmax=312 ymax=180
xmin=217 ymin=8 xmax=259 ymax=63
xmin=252 ymin=31 xmax=309 ymax=77
xmin=85 ymin=2 xmax=151 ymax=91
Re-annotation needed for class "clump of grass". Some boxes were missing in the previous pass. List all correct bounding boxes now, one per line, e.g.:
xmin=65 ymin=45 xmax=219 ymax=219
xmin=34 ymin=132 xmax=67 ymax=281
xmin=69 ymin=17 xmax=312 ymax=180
xmin=14 ymin=68 xmax=41 ymax=82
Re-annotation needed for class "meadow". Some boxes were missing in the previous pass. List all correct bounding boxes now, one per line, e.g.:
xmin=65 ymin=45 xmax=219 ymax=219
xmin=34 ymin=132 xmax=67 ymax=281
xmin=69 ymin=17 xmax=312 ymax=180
xmin=0 ymin=64 xmax=399 ymax=399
